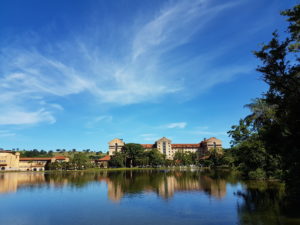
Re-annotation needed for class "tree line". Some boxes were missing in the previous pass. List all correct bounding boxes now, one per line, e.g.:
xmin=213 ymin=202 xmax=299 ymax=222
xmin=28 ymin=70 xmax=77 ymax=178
xmin=226 ymin=4 xmax=300 ymax=207
xmin=19 ymin=149 xmax=105 ymax=158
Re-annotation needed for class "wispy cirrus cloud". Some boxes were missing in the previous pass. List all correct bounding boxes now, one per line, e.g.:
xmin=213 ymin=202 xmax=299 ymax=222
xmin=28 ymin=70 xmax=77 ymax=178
xmin=139 ymin=133 xmax=160 ymax=142
xmin=189 ymin=126 xmax=227 ymax=137
xmin=0 ymin=108 xmax=55 ymax=125
xmin=85 ymin=115 xmax=113 ymax=128
xmin=0 ymin=0 xmax=248 ymax=126
xmin=164 ymin=122 xmax=187 ymax=129
xmin=132 ymin=0 xmax=238 ymax=60
xmin=0 ymin=130 xmax=16 ymax=137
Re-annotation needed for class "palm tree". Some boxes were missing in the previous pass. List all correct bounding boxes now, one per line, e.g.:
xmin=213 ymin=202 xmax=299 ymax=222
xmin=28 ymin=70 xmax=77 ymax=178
xmin=244 ymin=98 xmax=277 ymax=128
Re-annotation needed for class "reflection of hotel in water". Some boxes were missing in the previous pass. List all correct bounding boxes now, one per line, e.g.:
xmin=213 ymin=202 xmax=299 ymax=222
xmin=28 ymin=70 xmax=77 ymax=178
xmin=106 ymin=174 xmax=226 ymax=202
xmin=0 ymin=172 xmax=226 ymax=202
xmin=0 ymin=173 xmax=46 ymax=194
xmin=0 ymin=173 xmax=70 ymax=194
xmin=157 ymin=175 xmax=226 ymax=200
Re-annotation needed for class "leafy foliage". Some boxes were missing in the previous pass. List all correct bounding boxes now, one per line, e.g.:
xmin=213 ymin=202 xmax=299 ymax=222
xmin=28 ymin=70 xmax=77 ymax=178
xmin=71 ymin=152 xmax=93 ymax=170
xmin=228 ymin=3 xmax=300 ymax=205
xmin=123 ymin=143 xmax=145 ymax=167
xmin=20 ymin=149 xmax=53 ymax=157
xmin=174 ymin=151 xmax=197 ymax=166
xmin=109 ymin=152 xmax=126 ymax=167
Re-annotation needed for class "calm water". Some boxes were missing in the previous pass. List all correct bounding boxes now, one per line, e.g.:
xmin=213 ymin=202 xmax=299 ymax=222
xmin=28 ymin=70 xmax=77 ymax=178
xmin=0 ymin=170 xmax=299 ymax=225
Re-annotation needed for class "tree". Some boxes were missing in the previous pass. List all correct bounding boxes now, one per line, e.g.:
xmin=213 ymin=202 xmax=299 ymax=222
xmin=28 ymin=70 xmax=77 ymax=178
xmin=123 ymin=143 xmax=144 ymax=167
xmin=228 ymin=116 xmax=282 ymax=179
xmin=147 ymin=149 xmax=164 ymax=167
xmin=174 ymin=151 xmax=197 ymax=166
xmin=109 ymin=152 xmax=126 ymax=167
xmin=254 ymin=5 xmax=300 ymax=204
xmin=281 ymin=5 xmax=300 ymax=52
xmin=209 ymin=147 xmax=223 ymax=167
xmin=71 ymin=152 xmax=91 ymax=170
xmin=229 ymin=3 xmax=300 ymax=206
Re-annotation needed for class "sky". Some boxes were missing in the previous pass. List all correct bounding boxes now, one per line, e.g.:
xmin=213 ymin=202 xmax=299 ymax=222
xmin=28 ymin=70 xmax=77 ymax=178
xmin=0 ymin=0 xmax=295 ymax=151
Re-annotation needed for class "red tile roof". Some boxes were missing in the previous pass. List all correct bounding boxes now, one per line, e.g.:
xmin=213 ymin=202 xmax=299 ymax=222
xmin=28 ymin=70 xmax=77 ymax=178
xmin=202 ymin=137 xmax=217 ymax=142
xmin=19 ymin=156 xmax=67 ymax=161
xmin=98 ymin=155 xmax=111 ymax=161
xmin=20 ymin=157 xmax=52 ymax=161
xmin=128 ymin=137 xmax=221 ymax=151
xmin=54 ymin=156 xmax=68 ymax=160
xmin=141 ymin=144 xmax=155 ymax=149
xmin=0 ymin=150 xmax=12 ymax=153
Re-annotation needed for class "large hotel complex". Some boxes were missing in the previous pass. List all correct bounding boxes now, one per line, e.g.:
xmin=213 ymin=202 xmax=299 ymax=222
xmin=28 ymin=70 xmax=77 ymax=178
xmin=109 ymin=137 xmax=222 ymax=159
xmin=0 ymin=136 xmax=222 ymax=170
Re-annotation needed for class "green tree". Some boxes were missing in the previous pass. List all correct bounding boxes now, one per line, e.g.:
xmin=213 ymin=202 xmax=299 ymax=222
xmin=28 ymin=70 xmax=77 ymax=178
xmin=228 ymin=117 xmax=281 ymax=179
xmin=174 ymin=151 xmax=197 ymax=166
xmin=123 ymin=143 xmax=144 ymax=167
xmin=71 ymin=152 xmax=91 ymax=170
xmin=220 ymin=149 xmax=236 ymax=167
xmin=229 ymin=3 xmax=300 ymax=206
xmin=147 ymin=149 xmax=164 ymax=167
xmin=254 ymin=5 xmax=300 ymax=203
xmin=109 ymin=152 xmax=126 ymax=167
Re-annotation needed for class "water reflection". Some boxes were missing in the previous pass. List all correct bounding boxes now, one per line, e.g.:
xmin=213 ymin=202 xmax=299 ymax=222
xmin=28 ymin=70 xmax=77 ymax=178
xmin=104 ymin=171 xmax=227 ymax=201
xmin=0 ymin=173 xmax=46 ymax=193
xmin=235 ymin=181 xmax=300 ymax=225
xmin=1 ymin=170 xmax=299 ymax=225
xmin=0 ymin=170 xmax=227 ymax=201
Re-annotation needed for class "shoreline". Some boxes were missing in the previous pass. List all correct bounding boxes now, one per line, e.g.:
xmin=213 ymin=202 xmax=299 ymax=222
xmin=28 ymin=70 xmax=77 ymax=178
xmin=0 ymin=166 xmax=212 ymax=173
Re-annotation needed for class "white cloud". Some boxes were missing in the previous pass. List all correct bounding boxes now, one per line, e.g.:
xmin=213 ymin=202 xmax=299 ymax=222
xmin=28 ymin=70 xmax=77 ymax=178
xmin=139 ymin=133 xmax=160 ymax=142
xmin=0 ymin=109 xmax=55 ymax=125
xmin=190 ymin=127 xmax=227 ymax=136
xmin=192 ymin=130 xmax=227 ymax=136
xmin=132 ymin=0 xmax=238 ymax=59
xmin=95 ymin=116 xmax=113 ymax=122
xmin=0 ymin=0 xmax=249 ymax=126
xmin=49 ymin=104 xmax=64 ymax=111
xmin=165 ymin=122 xmax=187 ymax=129
xmin=85 ymin=115 xmax=113 ymax=128
xmin=0 ymin=130 xmax=16 ymax=137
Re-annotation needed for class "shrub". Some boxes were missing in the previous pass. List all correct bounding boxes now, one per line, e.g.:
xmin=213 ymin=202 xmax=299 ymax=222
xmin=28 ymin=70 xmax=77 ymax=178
xmin=248 ymin=168 xmax=266 ymax=180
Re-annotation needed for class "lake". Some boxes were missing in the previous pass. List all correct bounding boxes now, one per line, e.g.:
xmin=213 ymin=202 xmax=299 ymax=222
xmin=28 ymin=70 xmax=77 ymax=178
xmin=0 ymin=169 xmax=299 ymax=225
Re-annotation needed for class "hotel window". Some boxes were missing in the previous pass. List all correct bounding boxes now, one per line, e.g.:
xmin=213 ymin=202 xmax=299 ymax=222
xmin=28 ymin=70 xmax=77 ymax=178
xmin=163 ymin=142 xmax=166 ymax=154
xmin=115 ymin=143 xmax=118 ymax=152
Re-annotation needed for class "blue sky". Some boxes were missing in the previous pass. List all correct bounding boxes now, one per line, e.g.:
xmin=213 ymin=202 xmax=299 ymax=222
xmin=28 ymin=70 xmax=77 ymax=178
xmin=0 ymin=0 xmax=295 ymax=151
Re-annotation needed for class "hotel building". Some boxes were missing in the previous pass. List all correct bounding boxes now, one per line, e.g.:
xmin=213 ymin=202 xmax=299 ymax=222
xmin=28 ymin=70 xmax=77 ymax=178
xmin=0 ymin=150 xmax=69 ymax=171
xmin=108 ymin=137 xmax=222 ymax=159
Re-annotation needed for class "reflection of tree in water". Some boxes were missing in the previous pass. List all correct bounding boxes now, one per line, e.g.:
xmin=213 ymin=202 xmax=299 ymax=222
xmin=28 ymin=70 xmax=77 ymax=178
xmin=236 ymin=181 xmax=300 ymax=225
xmin=45 ymin=172 xmax=100 ymax=188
